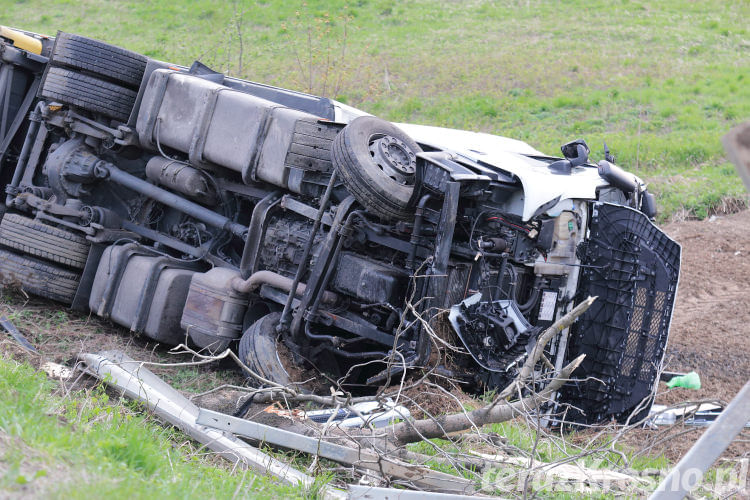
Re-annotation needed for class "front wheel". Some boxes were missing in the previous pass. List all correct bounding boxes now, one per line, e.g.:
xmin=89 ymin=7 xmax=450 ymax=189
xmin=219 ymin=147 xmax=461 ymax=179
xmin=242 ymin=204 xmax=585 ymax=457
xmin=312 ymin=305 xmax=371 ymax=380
xmin=332 ymin=116 xmax=422 ymax=220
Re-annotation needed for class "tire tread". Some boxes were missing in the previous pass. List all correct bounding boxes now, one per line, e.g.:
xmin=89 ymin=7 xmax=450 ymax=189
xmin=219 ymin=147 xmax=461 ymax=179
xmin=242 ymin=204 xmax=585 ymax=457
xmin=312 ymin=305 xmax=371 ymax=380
xmin=0 ymin=214 xmax=90 ymax=269
xmin=0 ymin=249 xmax=79 ymax=304
xmin=51 ymin=32 xmax=147 ymax=88
xmin=40 ymin=67 xmax=137 ymax=121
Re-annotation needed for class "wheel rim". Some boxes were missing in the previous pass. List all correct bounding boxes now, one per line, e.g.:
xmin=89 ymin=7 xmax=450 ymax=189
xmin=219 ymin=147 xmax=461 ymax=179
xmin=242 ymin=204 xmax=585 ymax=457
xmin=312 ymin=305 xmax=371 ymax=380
xmin=368 ymin=133 xmax=417 ymax=186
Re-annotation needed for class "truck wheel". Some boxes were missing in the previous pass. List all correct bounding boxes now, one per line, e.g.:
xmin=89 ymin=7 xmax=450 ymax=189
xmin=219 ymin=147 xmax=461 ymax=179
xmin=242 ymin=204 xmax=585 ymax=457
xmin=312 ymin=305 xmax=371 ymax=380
xmin=0 ymin=249 xmax=80 ymax=304
xmin=332 ymin=116 xmax=422 ymax=220
xmin=238 ymin=312 xmax=293 ymax=386
xmin=40 ymin=67 xmax=137 ymax=122
xmin=49 ymin=32 xmax=148 ymax=89
xmin=0 ymin=214 xmax=90 ymax=269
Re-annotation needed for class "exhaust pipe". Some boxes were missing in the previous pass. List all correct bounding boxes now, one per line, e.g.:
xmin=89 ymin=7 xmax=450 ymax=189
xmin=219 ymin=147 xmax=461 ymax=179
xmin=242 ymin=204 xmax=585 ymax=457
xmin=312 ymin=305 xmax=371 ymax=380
xmin=231 ymin=270 xmax=338 ymax=305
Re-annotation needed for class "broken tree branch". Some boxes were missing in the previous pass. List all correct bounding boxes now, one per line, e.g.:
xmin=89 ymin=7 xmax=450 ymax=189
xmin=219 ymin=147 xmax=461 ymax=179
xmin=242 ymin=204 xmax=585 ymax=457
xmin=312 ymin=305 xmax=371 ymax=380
xmin=380 ymin=354 xmax=586 ymax=444
xmin=500 ymin=295 xmax=596 ymax=399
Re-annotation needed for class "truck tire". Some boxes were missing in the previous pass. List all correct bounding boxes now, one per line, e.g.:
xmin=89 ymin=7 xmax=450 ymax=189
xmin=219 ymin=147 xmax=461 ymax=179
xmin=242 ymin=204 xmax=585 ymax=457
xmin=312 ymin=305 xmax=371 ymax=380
xmin=332 ymin=116 xmax=422 ymax=221
xmin=40 ymin=67 xmax=137 ymax=122
xmin=0 ymin=249 xmax=80 ymax=304
xmin=0 ymin=213 xmax=90 ymax=269
xmin=238 ymin=312 xmax=292 ymax=386
xmin=50 ymin=32 xmax=148 ymax=89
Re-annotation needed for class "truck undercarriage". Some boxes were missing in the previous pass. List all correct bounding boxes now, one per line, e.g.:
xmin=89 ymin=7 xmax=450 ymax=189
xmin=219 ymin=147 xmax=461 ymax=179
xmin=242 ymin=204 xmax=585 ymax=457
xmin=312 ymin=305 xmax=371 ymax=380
xmin=0 ymin=28 xmax=680 ymax=425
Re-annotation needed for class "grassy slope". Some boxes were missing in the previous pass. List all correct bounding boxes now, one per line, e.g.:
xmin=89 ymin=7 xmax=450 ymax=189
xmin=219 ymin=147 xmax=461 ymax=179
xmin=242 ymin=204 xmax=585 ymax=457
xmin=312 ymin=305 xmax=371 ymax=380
xmin=0 ymin=1 xmax=745 ymax=496
xmin=3 ymin=0 xmax=749 ymax=219
xmin=0 ymin=354 xmax=303 ymax=499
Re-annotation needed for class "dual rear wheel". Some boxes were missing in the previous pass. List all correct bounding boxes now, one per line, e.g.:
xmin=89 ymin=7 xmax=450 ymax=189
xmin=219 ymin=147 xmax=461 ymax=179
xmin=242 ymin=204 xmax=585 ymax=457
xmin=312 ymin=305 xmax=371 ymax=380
xmin=0 ymin=213 xmax=90 ymax=304
xmin=39 ymin=32 xmax=147 ymax=122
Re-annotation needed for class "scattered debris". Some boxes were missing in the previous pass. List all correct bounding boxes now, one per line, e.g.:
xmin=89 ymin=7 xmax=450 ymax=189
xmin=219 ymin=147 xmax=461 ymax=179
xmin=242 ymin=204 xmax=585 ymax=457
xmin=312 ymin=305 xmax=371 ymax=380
xmin=471 ymin=451 xmax=642 ymax=490
xmin=347 ymin=485 xmax=482 ymax=500
xmin=79 ymin=351 xmax=347 ymax=500
xmin=304 ymin=400 xmax=411 ymax=428
xmin=262 ymin=403 xmax=306 ymax=420
xmin=40 ymin=361 xmax=73 ymax=380
xmin=648 ymin=403 xmax=750 ymax=428
xmin=81 ymin=350 xmax=478 ymax=498
xmin=649 ymin=380 xmax=750 ymax=499
xmin=197 ymin=408 xmax=473 ymax=494
xmin=0 ymin=316 xmax=37 ymax=353
xmin=665 ymin=371 xmax=701 ymax=390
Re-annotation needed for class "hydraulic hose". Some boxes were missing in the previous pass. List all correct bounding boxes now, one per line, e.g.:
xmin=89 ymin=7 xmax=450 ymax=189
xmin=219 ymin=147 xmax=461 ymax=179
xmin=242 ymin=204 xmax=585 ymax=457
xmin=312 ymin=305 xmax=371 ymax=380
xmin=517 ymin=275 xmax=543 ymax=312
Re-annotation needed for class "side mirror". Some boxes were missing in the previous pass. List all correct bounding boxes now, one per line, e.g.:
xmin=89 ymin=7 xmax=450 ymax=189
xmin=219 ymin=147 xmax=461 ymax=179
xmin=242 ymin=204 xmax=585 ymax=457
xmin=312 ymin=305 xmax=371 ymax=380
xmin=561 ymin=139 xmax=590 ymax=168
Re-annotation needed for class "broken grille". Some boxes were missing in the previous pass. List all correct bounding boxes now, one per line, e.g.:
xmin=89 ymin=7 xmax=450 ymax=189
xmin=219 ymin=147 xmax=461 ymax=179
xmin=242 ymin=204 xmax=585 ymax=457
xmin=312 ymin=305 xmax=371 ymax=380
xmin=560 ymin=202 xmax=681 ymax=425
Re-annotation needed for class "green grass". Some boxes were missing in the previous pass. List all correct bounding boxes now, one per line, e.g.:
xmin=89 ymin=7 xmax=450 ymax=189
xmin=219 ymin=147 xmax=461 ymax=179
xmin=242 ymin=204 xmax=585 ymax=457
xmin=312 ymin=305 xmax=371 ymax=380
xmin=0 ymin=354 xmax=303 ymax=499
xmin=2 ymin=0 xmax=748 ymax=220
xmin=406 ymin=418 xmax=670 ymax=497
xmin=0 ymin=2 xmax=747 ymax=493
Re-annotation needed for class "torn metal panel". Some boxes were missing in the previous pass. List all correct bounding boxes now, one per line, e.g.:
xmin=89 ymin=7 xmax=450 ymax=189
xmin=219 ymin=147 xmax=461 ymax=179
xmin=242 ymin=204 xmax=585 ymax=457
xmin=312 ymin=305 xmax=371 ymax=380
xmin=197 ymin=408 xmax=474 ymax=495
xmin=79 ymin=351 xmax=347 ymax=500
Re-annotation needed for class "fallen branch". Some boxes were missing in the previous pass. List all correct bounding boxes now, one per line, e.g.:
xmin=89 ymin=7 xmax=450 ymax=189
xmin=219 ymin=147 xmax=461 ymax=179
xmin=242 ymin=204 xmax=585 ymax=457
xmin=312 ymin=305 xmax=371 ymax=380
xmin=381 ymin=354 xmax=585 ymax=444
xmin=500 ymin=296 xmax=596 ymax=399
xmin=365 ymin=297 xmax=596 ymax=445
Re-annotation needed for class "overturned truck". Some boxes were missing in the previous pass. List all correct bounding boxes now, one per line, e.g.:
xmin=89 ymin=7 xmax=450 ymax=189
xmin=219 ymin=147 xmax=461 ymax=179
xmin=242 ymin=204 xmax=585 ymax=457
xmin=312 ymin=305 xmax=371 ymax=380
xmin=0 ymin=28 xmax=680 ymax=424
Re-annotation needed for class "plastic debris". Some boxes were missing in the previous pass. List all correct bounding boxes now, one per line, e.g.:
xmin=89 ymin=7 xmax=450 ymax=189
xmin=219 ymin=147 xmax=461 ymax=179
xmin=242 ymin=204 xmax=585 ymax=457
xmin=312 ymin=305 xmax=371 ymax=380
xmin=41 ymin=361 xmax=73 ymax=380
xmin=304 ymin=400 xmax=411 ymax=428
xmin=648 ymin=403 xmax=750 ymax=428
xmin=666 ymin=371 xmax=701 ymax=390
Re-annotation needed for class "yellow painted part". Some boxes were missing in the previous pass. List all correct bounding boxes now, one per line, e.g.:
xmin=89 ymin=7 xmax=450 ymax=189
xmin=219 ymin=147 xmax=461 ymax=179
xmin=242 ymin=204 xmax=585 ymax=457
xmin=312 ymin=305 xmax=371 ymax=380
xmin=0 ymin=26 xmax=43 ymax=55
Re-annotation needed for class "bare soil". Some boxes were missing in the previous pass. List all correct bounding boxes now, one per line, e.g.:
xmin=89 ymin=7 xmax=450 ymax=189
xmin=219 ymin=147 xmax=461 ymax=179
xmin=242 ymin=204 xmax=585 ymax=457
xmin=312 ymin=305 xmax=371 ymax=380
xmin=1 ymin=211 xmax=749 ymax=463
xmin=661 ymin=210 xmax=750 ymax=402
xmin=622 ymin=210 xmax=750 ymax=461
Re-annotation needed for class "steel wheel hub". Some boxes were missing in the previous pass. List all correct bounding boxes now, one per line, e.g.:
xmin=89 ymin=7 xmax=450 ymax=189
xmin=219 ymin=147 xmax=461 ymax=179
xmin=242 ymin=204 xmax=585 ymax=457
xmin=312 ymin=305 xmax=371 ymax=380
xmin=368 ymin=134 xmax=417 ymax=185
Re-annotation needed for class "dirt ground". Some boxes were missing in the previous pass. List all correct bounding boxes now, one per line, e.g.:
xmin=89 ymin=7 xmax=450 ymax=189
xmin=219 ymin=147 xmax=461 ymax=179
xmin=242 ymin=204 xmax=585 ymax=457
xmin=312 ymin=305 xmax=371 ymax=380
xmin=620 ymin=210 xmax=750 ymax=461
xmin=0 ymin=210 xmax=748 ymax=464
xmin=660 ymin=210 xmax=750 ymax=402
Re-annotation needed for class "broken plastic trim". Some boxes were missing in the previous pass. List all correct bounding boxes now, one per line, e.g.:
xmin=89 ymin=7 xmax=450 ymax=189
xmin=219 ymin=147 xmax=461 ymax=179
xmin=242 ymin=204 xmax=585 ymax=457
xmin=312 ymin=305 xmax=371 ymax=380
xmin=448 ymin=293 xmax=534 ymax=373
